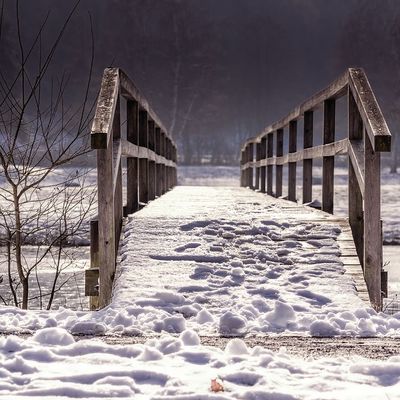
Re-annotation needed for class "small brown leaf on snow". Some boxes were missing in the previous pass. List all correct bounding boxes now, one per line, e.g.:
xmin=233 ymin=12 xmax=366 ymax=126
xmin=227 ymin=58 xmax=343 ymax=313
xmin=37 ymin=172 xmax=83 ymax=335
xmin=210 ymin=378 xmax=224 ymax=392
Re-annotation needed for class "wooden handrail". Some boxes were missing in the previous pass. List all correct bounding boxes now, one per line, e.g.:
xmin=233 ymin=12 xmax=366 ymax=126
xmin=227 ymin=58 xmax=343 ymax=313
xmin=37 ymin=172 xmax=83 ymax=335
xmin=240 ymin=68 xmax=391 ymax=310
xmin=86 ymin=68 xmax=178 ymax=309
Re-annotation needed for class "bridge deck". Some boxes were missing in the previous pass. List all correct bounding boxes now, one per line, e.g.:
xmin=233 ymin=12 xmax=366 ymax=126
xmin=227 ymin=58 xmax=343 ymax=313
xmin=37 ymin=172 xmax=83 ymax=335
xmin=112 ymin=186 xmax=368 ymax=335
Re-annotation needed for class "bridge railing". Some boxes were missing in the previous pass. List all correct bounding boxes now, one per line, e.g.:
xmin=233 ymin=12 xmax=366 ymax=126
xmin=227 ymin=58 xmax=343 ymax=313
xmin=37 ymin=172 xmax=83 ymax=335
xmin=240 ymin=68 xmax=391 ymax=310
xmin=86 ymin=68 xmax=177 ymax=309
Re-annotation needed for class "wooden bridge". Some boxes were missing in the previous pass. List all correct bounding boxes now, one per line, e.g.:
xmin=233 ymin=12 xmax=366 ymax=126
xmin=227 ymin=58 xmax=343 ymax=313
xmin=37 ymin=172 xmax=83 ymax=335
xmin=86 ymin=68 xmax=391 ymax=312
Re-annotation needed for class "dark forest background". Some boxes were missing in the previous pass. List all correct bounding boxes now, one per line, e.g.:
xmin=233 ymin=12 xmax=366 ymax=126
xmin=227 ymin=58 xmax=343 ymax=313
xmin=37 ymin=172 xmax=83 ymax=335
xmin=1 ymin=0 xmax=399 ymax=167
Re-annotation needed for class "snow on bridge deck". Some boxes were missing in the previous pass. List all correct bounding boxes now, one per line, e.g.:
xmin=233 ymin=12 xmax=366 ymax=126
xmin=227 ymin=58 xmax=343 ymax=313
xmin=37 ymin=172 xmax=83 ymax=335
xmin=113 ymin=186 xmax=369 ymax=336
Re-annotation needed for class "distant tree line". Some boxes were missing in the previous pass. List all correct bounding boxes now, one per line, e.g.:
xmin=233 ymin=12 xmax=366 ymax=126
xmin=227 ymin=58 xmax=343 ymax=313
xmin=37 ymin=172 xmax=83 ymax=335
xmin=1 ymin=0 xmax=399 ymax=168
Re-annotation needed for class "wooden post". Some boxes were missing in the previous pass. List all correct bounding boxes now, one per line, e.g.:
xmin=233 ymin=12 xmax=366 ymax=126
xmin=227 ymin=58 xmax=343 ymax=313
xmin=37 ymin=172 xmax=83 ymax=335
xmin=97 ymin=124 xmax=115 ymax=309
xmin=260 ymin=137 xmax=266 ymax=193
xmin=163 ymin=134 xmax=168 ymax=193
xmin=276 ymin=129 xmax=283 ymax=197
xmin=126 ymin=100 xmax=139 ymax=214
xmin=160 ymin=132 xmax=166 ymax=194
xmin=248 ymin=143 xmax=254 ymax=189
xmin=155 ymin=127 xmax=162 ymax=196
xmin=303 ymin=110 xmax=313 ymax=203
xmin=240 ymin=150 xmax=245 ymax=187
xmin=148 ymin=120 xmax=156 ymax=201
xmin=173 ymin=146 xmax=178 ymax=186
xmin=348 ymin=89 xmax=364 ymax=266
xmin=88 ymin=220 xmax=99 ymax=310
xmin=166 ymin=139 xmax=171 ymax=189
xmin=364 ymin=131 xmax=382 ymax=310
xmin=113 ymin=96 xmax=123 ymax=248
xmin=255 ymin=142 xmax=261 ymax=190
xmin=139 ymin=110 xmax=149 ymax=205
xmin=322 ymin=98 xmax=335 ymax=213
xmin=288 ymin=121 xmax=297 ymax=201
xmin=267 ymin=133 xmax=274 ymax=195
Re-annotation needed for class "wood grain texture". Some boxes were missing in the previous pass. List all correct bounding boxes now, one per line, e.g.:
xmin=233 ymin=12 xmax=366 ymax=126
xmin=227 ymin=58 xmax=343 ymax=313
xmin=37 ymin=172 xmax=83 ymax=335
xmin=260 ymin=137 xmax=266 ymax=193
xmin=97 ymin=141 xmax=115 ymax=308
xmin=91 ymin=68 xmax=119 ymax=149
xmin=288 ymin=121 xmax=297 ymax=201
xmin=364 ymin=133 xmax=382 ymax=310
xmin=126 ymin=100 xmax=139 ymax=213
xmin=303 ymin=110 xmax=313 ymax=203
xmin=267 ymin=133 xmax=273 ymax=195
xmin=322 ymin=98 xmax=335 ymax=214
xmin=348 ymin=88 xmax=364 ymax=268
xmin=241 ymin=71 xmax=348 ymax=151
xmin=348 ymin=68 xmax=391 ymax=152
xmin=255 ymin=142 xmax=261 ymax=190
xmin=275 ymin=129 xmax=283 ymax=197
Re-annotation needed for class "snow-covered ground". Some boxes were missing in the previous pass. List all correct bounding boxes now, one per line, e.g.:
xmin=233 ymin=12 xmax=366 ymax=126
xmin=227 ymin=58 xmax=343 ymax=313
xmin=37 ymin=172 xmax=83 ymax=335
xmin=1 ymin=167 xmax=400 ymax=399
xmin=178 ymin=165 xmax=400 ymax=244
xmin=1 ymin=186 xmax=400 ymax=338
xmin=0 ymin=327 xmax=399 ymax=399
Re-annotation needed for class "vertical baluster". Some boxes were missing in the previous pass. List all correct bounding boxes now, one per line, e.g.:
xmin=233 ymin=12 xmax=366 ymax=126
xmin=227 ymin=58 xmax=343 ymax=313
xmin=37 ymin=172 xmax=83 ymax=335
xmin=88 ymin=220 xmax=99 ymax=310
xmin=97 ymin=109 xmax=116 ymax=308
xmin=139 ymin=110 xmax=149 ymax=205
xmin=348 ymin=89 xmax=364 ymax=266
xmin=322 ymin=99 xmax=335 ymax=213
xmin=160 ymin=132 xmax=166 ymax=194
xmin=255 ymin=142 xmax=261 ymax=190
xmin=288 ymin=121 xmax=297 ymax=201
xmin=113 ymin=95 xmax=123 ymax=248
xmin=275 ymin=129 xmax=283 ymax=197
xmin=267 ymin=133 xmax=274 ymax=195
xmin=166 ymin=139 xmax=171 ymax=190
xmin=303 ymin=110 xmax=313 ymax=203
xmin=148 ymin=120 xmax=156 ymax=201
xmin=126 ymin=100 xmax=139 ymax=213
xmin=248 ymin=143 xmax=254 ymax=189
xmin=173 ymin=146 xmax=178 ymax=186
xmin=364 ymin=130 xmax=382 ymax=310
xmin=240 ymin=149 xmax=245 ymax=187
xmin=155 ymin=127 xmax=161 ymax=197
xmin=260 ymin=137 xmax=266 ymax=193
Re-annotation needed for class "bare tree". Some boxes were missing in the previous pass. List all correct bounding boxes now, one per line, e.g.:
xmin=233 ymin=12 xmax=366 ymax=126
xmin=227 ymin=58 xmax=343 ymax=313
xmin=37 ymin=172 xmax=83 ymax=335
xmin=0 ymin=0 xmax=96 ymax=309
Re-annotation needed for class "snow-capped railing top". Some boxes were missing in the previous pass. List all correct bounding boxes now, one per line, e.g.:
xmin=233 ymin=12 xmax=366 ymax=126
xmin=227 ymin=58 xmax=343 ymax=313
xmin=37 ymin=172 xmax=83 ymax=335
xmin=240 ymin=67 xmax=392 ymax=311
xmin=88 ymin=68 xmax=178 ymax=309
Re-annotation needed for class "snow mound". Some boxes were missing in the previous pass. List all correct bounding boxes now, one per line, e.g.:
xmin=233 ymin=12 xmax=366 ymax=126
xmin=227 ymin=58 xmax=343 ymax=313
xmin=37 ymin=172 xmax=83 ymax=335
xmin=32 ymin=327 xmax=74 ymax=346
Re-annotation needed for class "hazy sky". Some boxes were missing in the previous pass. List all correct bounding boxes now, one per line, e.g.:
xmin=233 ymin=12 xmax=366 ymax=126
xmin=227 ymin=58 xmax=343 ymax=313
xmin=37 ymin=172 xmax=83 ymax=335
xmin=2 ymin=0 xmax=398 ymax=162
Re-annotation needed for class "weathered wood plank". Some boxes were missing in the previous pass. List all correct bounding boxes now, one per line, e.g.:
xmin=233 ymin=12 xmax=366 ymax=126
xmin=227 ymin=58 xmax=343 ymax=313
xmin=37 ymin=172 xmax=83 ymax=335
xmin=85 ymin=268 xmax=99 ymax=297
xmin=241 ymin=71 xmax=348 ymax=150
xmin=322 ymin=98 xmax=335 ymax=214
xmin=364 ymin=131 xmax=382 ymax=310
xmin=275 ymin=129 xmax=283 ymax=197
xmin=112 ymin=97 xmax=123 ymax=250
xmin=248 ymin=143 xmax=254 ymax=189
xmin=97 ymin=136 xmax=115 ymax=308
xmin=119 ymin=69 xmax=176 ymax=146
xmin=148 ymin=120 xmax=156 ymax=201
xmin=348 ymin=139 xmax=365 ymax=196
xmin=267 ymin=133 xmax=273 ymax=195
xmin=242 ymin=139 xmax=349 ymax=170
xmin=348 ymin=68 xmax=391 ymax=152
xmin=260 ymin=137 xmax=267 ymax=193
xmin=139 ymin=110 xmax=149 ymax=204
xmin=303 ymin=110 xmax=313 ymax=203
xmin=126 ymin=100 xmax=139 ymax=214
xmin=288 ymin=121 xmax=297 ymax=201
xmin=255 ymin=142 xmax=261 ymax=190
xmin=91 ymin=68 xmax=120 ymax=149
xmin=348 ymin=88 xmax=364 ymax=267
